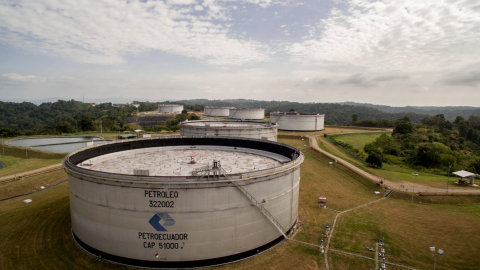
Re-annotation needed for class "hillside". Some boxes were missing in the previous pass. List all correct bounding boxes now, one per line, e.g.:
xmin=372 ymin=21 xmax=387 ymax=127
xmin=341 ymin=102 xmax=480 ymax=121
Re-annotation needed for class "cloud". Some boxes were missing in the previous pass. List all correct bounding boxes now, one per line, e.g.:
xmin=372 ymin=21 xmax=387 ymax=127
xmin=339 ymin=73 xmax=376 ymax=87
xmin=0 ymin=0 xmax=270 ymax=65
xmin=372 ymin=74 xmax=410 ymax=82
xmin=440 ymin=70 xmax=480 ymax=86
xmin=288 ymin=0 xmax=480 ymax=72
xmin=1 ymin=73 xmax=46 ymax=83
xmin=244 ymin=0 xmax=274 ymax=8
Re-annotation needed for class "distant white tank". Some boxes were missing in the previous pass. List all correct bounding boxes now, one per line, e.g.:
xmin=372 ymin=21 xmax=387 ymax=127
xmin=270 ymin=112 xmax=325 ymax=131
xmin=158 ymin=104 xmax=184 ymax=114
xmin=181 ymin=120 xmax=278 ymax=141
xmin=229 ymin=108 xmax=265 ymax=120
xmin=204 ymin=106 xmax=235 ymax=117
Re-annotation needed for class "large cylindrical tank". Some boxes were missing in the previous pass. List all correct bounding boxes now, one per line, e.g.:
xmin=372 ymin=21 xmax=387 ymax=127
xmin=158 ymin=104 xmax=184 ymax=114
xmin=180 ymin=120 xmax=278 ymax=141
xmin=63 ymin=137 xmax=303 ymax=268
xmin=204 ymin=107 xmax=235 ymax=117
xmin=229 ymin=108 xmax=265 ymax=120
xmin=269 ymin=112 xmax=325 ymax=131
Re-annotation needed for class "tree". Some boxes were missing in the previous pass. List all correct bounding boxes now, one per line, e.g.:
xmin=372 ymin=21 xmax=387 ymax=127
xmin=289 ymin=108 xmax=295 ymax=112
xmin=366 ymin=153 xmax=383 ymax=168
xmin=352 ymin=114 xmax=358 ymax=123
xmin=55 ymin=121 xmax=75 ymax=133
xmin=80 ymin=116 xmax=94 ymax=131
xmin=182 ymin=109 xmax=188 ymax=114
xmin=393 ymin=121 xmax=414 ymax=135
xmin=413 ymin=142 xmax=451 ymax=168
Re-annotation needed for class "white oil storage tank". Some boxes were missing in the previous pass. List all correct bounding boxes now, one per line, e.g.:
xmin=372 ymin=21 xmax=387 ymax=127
xmin=158 ymin=104 xmax=184 ymax=114
xmin=229 ymin=108 xmax=265 ymax=120
xmin=63 ymin=137 xmax=303 ymax=268
xmin=270 ymin=112 xmax=325 ymax=131
xmin=204 ymin=106 xmax=235 ymax=117
xmin=180 ymin=120 xmax=278 ymax=141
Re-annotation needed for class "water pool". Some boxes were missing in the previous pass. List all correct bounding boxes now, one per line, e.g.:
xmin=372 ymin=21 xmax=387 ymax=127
xmin=7 ymin=136 xmax=110 ymax=153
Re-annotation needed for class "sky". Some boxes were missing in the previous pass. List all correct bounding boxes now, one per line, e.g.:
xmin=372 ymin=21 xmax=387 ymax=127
xmin=1 ymin=0 xmax=480 ymax=106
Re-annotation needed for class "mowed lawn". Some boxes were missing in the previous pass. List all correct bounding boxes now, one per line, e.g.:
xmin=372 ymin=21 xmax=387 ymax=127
xmin=332 ymin=132 xmax=391 ymax=155
xmin=332 ymin=196 xmax=480 ymax=270
xmin=0 ymin=169 xmax=67 ymax=200
xmin=0 ymin=145 xmax=65 ymax=178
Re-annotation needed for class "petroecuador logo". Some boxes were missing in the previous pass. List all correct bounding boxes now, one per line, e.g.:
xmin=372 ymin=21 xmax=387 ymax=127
xmin=149 ymin=213 xmax=175 ymax=231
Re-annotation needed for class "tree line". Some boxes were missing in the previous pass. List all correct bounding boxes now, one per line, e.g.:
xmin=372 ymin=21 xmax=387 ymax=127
xmin=362 ymin=114 xmax=480 ymax=173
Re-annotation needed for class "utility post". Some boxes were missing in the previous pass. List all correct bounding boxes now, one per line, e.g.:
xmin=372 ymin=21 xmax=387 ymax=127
xmin=100 ymin=119 xmax=103 ymax=133
xmin=411 ymin=173 xmax=418 ymax=205
xmin=1 ymin=134 xmax=3 ymax=155
xmin=26 ymin=146 xmax=28 ymax=158
xmin=447 ymin=163 xmax=451 ymax=197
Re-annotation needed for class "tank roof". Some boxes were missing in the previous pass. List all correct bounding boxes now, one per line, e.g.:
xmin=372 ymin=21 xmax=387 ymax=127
xmin=181 ymin=120 xmax=276 ymax=128
xmin=78 ymin=146 xmax=283 ymax=176
xmin=272 ymin=112 xmax=325 ymax=116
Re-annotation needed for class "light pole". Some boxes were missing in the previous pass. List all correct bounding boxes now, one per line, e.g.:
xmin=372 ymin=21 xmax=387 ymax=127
xmin=429 ymin=247 xmax=444 ymax=270
xmin=446 ymin=163 xmax=451 ymax=197
xmin=411 ymin=173 xmax=418 ymax=205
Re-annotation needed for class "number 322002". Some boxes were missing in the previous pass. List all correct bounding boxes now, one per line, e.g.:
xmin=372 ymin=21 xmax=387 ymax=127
xmin=149 ymin=200 xmax=174 ymax=208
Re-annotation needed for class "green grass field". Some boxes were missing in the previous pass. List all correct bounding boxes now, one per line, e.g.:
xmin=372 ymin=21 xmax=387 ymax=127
xmin=0 ymin=144 xmax=65 ymax=178
xmin=332 ymin=132 xmax=391 ymax=155
xmin=1 ymin=136 xmax=479 ymax=269
xmin=0 ymin=169 xmax=67 ymax=200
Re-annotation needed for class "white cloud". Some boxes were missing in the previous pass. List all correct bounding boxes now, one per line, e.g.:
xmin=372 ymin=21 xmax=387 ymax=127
xmin=1 ymin=73 xmax=46 ymax=83
xmin=0 ymin=0 xmax=270 ymax=65
xmin=244 ymin=0 xmax=274 ymax=8
xmin=440 ymin=70 xmax=480 ymax=86
xmin=288 ymin=0 xmax=480 ymax=72
xmin=166 ymin=0 xmax=198 ymax=5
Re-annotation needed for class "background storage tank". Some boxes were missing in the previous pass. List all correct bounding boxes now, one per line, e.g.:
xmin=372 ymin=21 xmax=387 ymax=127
xmin=229 ymin=108 xmax=265 ymax=120
xmin=204 ymin=106 xmax=235 ymax=117
xmin=63 ymin=137 xmax=303 ymax=268
xmin=269 ymin=112 xmax=325 ymax=131
xmin=125 ymin=115 xmax=174 ymax=126
xmin=180 ymin=120 xmax=278 ymax=141
xmin=158 ymin=104 xmax=184 ymax=114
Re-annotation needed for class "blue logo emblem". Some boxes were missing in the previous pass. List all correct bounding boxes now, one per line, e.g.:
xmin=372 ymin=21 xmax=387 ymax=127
xmin=149 ymin=213 xmax=175 ymax=231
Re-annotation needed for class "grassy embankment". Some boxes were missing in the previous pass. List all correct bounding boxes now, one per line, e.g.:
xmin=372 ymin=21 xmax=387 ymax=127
xmin=318 ymin=133 xmax=475 ymax=190
xmin=0 ymin=143 xmax=65 ymax=178
xmin=1 ymin=136 xmax=479 ymax=269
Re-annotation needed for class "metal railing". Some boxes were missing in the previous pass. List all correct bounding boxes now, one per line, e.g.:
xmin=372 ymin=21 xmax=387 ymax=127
xmin=231 ymin=180 xmax=287 ymax=238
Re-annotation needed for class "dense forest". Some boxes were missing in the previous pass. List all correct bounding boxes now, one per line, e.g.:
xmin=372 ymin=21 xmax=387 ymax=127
xmin=334 ymin=114 xmax=480 ymax=173
xmin=342 ymin=102 xmax=480 ymax=121
xmin=0 ymin=100 xmax=203 ymax=136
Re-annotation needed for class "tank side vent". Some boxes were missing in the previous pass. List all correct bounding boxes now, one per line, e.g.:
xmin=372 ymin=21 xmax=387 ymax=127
xmin=230 ymin=181 xmax=287 ymax=238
